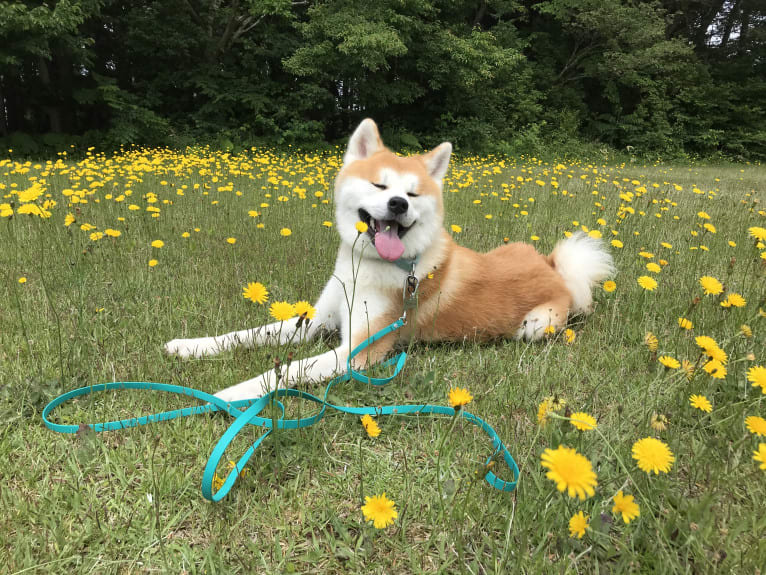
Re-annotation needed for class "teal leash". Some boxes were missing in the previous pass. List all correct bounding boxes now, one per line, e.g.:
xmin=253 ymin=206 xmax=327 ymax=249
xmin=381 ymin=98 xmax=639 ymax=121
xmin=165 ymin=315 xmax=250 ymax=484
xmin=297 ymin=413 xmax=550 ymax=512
xmin=42 ymin=277 xmax=519 ymax=502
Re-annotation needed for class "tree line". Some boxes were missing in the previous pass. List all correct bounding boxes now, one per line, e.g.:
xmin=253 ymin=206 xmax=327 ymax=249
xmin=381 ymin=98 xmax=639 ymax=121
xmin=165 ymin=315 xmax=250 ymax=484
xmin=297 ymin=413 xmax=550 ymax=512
xmin=1 ymin=0 xmax=764 ymax=158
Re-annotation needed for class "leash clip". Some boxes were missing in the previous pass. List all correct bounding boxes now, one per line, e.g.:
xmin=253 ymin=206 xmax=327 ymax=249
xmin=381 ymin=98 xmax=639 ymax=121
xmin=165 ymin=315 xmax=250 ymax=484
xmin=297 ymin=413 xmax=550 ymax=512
xmin=401 ymin=264 xmax=420 ymax=324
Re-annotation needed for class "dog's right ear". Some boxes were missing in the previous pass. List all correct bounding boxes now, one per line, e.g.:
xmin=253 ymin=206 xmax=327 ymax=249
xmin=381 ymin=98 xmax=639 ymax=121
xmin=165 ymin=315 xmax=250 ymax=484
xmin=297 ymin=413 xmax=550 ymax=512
xmin=343 ymin=119 xmax=383 ymax=166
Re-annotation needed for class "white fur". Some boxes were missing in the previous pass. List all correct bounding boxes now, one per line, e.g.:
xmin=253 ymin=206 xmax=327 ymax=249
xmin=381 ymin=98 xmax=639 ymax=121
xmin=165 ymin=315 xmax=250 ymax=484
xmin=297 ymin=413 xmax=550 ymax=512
xmin=550 ymin=232 xmax=615 ymax=314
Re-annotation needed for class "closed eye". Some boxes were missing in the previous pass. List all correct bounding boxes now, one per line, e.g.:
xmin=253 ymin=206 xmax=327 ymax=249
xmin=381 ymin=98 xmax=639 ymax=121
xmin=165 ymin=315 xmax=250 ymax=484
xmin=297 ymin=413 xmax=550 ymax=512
xmin=371 ymin=182 xmax=387 ymax=190
xmin=407 ymin=192 xmax=419 ymax=198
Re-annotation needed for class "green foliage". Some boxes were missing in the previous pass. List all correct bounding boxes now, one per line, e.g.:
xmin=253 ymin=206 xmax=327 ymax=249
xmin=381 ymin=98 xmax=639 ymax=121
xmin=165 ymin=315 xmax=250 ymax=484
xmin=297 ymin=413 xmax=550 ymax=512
xmin=0 ymin=0 xmax=763 ymax=157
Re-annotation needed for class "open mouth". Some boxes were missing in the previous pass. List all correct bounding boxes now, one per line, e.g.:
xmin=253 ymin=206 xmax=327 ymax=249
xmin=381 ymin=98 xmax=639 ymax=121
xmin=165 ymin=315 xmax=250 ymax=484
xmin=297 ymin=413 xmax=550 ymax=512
xmin=358 ymin=209 xmax=414 ymax=241
xmin=358 ymin=208 xmax=414 ymax=262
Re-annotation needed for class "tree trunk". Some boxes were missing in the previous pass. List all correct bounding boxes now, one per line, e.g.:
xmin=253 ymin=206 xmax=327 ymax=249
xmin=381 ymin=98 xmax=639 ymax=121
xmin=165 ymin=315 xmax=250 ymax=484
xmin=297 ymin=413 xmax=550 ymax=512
xmin=0 ymin=78 xmax=7 ymax=136
xmin=38 ymin=57 xmax=63 ymax=132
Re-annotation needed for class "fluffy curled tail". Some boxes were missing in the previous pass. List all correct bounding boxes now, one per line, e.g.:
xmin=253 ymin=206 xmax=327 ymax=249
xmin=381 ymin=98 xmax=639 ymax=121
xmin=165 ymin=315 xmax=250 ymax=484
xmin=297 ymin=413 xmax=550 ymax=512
xmin=549 ymin=232 xmax=614 ymax=315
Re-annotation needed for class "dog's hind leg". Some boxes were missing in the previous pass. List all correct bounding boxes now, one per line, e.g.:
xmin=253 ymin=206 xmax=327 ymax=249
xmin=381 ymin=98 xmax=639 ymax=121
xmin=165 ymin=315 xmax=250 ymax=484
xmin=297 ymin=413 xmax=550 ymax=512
xmin=164 ymin=278 xmax=343 ymax=359
xmin=514 ymin=297 xmax=570 ymax=341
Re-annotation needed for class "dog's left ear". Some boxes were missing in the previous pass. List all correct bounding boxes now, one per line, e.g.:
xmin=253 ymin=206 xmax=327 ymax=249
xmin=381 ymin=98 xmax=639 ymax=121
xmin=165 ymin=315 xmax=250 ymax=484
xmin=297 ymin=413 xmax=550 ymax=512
xmin=422 ymin=142 xmax=452 ymax=183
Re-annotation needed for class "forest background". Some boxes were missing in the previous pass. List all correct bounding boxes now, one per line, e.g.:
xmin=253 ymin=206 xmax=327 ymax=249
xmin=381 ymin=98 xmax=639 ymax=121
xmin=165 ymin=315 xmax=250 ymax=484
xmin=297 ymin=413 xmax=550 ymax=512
xmin=1 ymin=0 xmax=764 ymax=159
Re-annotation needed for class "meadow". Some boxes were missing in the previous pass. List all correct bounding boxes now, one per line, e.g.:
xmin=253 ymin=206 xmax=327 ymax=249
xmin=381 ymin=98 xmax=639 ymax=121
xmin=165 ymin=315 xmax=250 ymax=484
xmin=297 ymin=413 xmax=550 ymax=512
xmin=1 ymin=146 xmax=765 ymax=574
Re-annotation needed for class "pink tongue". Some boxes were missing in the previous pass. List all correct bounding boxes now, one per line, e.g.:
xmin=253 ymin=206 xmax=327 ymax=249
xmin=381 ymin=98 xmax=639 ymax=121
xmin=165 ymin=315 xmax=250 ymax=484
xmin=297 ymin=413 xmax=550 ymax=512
xmin=374 ymin=222 xmax=405 ymax=262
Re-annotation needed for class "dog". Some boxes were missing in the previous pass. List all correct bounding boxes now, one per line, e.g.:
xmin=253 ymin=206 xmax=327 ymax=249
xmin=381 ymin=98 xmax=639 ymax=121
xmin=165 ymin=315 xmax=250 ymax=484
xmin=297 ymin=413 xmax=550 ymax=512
xmin=164 ymin=119 xmax=614 ymax=401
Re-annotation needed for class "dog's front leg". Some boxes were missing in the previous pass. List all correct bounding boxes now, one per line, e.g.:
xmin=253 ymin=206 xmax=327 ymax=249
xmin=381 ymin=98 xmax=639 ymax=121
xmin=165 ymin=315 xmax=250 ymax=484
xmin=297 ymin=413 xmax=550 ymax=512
xmin=164 ymin=279 xmax=343 ymax=359
xmin=213 ymin=347 xmax=350 ymax=402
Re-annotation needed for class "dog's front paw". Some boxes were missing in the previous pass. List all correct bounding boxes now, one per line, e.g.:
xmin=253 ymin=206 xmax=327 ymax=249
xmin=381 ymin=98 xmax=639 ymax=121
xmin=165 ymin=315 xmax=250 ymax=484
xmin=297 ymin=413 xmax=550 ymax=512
xmin=164 ymin=337 xmax=220 ymax=359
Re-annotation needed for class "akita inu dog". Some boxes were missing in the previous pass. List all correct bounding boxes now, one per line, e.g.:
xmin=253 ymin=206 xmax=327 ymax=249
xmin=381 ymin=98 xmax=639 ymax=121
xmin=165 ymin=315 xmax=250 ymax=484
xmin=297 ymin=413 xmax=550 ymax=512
xmin=165 ymin=119 xmax=614 ymax=401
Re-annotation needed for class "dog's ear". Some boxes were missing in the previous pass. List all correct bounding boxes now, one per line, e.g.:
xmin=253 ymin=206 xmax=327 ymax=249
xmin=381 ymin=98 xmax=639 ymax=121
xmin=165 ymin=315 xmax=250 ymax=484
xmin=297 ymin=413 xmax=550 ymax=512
xmin=422 ymin=142 xmax=452 ymax=183
xmin=343 ymin=119 xmax=383 ymax=166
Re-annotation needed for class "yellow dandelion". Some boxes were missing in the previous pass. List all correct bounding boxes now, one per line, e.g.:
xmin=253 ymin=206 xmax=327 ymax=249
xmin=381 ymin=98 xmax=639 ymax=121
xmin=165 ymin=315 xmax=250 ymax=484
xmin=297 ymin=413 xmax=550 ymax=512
xmin=637 ymin=276 xmax=657 ymax=291
xmin=568 ymin=511 xmax=589 ymax=539
xmin=646 ymin=262 xmax=661 ymax=273
xmin=612 ymin=491 xmax=640 ymax=524
xmin=745 ymin=416 xmax=766 ymax=437
xmin=564 ymin=328 xmax=576 ymax=344
xmin=540 ymin=445 xmax=598 ymax=500
xmin=748 ymin=365 xmax=766 ymax=394
xmin=689 ymin=394 xmax=712 ymax=413
xmin=695 ymin=336 xmax=727 ymax=364
xmin=650 ymin=412 xmax=668 ymax=431
xmin=632 ymin=437 xmax=675 ymax=474
xmin=644 ymin=332 xmax=659 ymax=352
xmin=448 ymin=387 xmax=473 ymax=409
xmin=226 ymin=237 xmax=236 ymax=245
xmin=697 ymin=211 xmax=710 ymax=219
xmin=753 ymin=444 xmax=766 ymax=470
xmin=360 ymin=414 xmax=381 ymax=438
xmin=611 ymin=239 xmax=623 ymax=248
xmin=658 ymin=356 xmax=680 ymax=369
xmin=64 ymin=213 xmax=75 ymax=227
xmin=677 ymin=317 xmax=693 ymax=330
xmin=355 ymin=221 xmax=369 ymax=234
xmin=703 ymin=359 xmax=727 ymax=379
xmin=269 ymin=301 xmax=296 ymax=322
xmin=151 ymin=239 xmax=164 ymax=248
xmin=720 ymin=293 xmax=746 ymax=308
xmin=699 ymin=276 xmax=723 ymax=295
xmin=280 ymin=228 xmax=292 ymax=237
xmin=451 ymin=224 xmax=462 ymax=233
xmin=18 ymin=277 xmax=27 ymax=284
xmin=361 ymin=493 xmax=398 ymax=529
xmin=570 ymin=412 xmax=597 ymax=431
xmin=603 ymin=280 xmax=616 ymax=293
xmin=294 ymin=300 xmax=316 ymax=320
xmin=242 ymin=282 xmax=268 ymax=305
xmin=148 ymin=259 xmax=158 ymax=267
xmin=740 ymin=324 xmax=752 ymax=338
xmin=748 ymin=226 xmax=766 ymax=241
xmin=537 ymin=398 xmax=552 ymax=426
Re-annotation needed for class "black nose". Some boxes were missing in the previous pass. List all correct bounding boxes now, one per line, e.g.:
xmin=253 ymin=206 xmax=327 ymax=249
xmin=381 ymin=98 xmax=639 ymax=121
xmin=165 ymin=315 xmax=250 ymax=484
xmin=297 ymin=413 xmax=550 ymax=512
xmin=388 ymin=196 xmax=409 ymax=215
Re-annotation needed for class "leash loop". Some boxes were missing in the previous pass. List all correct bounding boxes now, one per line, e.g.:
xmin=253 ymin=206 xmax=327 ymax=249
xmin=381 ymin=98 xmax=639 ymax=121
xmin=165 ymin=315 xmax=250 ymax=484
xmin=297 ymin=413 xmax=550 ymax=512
xmin=42 ymin=293 xmax=519 ymax=500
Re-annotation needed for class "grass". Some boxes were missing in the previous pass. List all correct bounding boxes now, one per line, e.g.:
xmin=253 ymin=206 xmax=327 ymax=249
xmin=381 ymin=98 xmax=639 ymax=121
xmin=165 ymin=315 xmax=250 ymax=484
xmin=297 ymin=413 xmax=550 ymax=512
xmin=2 ymin=149 xmax=765 ymax=573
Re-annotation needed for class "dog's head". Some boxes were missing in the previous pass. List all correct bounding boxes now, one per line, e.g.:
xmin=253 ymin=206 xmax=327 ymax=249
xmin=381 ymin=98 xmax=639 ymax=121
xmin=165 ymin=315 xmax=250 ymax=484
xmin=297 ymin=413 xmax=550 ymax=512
xmin=334 ymin=119 xmax=452 ymax=263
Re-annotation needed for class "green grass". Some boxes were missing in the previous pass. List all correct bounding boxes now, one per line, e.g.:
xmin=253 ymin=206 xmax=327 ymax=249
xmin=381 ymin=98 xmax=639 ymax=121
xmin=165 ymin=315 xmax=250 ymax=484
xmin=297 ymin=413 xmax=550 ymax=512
xmin=2 ymin=151 xmax=765 ymax=573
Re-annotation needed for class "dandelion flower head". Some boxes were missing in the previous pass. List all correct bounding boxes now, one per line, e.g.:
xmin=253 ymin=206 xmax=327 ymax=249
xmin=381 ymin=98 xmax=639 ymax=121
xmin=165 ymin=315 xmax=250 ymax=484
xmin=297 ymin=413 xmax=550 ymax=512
xmin=361 ymin=493 xmax=398 ymax=529
xmin=243 ymin=282 xmax=269 ymax=305
xmin=632 ymin=437 xmax=675 ymax=474
xmin=689 ymin=394 xmax=712 ymax=413
xmin=540 ymin=445 xmax=598 ymax=500
xmin=568 ymin=511 xmax=589 ymax=539
xmin=612 ymin=491 xmax=640 ymax=524
xmin=448 ymin=387 xmax=473 ymax=409
xmin=745 ymin=416 xmax=766 ymax=437
xmin=570 ymin=412 xmax=597 ymax=431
